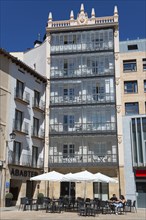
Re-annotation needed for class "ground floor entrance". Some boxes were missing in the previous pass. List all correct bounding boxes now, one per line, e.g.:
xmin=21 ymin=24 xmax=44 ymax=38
xmin=136 ymin=179 xmax=146 ymax=208
xmin=60 ymin=182 xmax=75 ymax=199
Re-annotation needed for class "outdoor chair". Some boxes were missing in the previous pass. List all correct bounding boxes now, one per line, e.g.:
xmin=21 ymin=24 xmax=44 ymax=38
xmin=100 ymin=200 xmax=111 ymax=214
xmin=125 ymin=199 xmax=132 ymax=212
xmin=78 ymin=201 xmax=86 ymax=216
xmin=19 ymin=197 xmax=30 ymax=211
xmin=86 ymin=200 xmax=96 ymax=217
xmin=131 ymin=200 xmax=137 ymax=212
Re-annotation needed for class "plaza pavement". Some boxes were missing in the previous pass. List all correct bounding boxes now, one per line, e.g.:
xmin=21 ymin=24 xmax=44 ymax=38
xmin=0 ymin=207 xmax=146 ymax=220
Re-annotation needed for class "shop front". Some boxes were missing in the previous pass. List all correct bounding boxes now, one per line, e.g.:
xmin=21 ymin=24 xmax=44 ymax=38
xmin=135 ymin=170 xmax=146 ymax=208
xmin=6 ymin=166 xmax=42 ymax=206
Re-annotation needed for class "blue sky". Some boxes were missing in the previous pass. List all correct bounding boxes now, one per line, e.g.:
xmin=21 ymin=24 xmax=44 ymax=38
xmin=0 ymin=0 xmax=146 ymax=52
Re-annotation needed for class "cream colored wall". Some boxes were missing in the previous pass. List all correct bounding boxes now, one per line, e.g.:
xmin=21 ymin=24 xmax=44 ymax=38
xmin=0 ymin=55 xmax=10 ymax=207
xmin=120 ymin=51 xmax=146 ymax=115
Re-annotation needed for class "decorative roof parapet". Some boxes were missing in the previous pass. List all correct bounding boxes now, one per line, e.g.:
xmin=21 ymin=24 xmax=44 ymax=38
xmin=47 ymin=4 xmax=118 ymax=29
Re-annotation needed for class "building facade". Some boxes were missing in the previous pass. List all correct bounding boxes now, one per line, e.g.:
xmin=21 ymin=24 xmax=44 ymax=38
xmin=0 ymin=49 xmax=47 ymax=206
xmin=120 ymin=39 xmax=146 ymax=208
xmin=46 ymin=4 xmax=123 ymax=199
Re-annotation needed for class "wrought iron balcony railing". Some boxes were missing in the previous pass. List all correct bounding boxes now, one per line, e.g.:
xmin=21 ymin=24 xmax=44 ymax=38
xmin=32 ymin=98 xmax=45 ymax=112
xmin=13 ymin=119 xmax=29 ymax=134
xmin=48 ymin=153 xmax=117 ymax=167
xmin=14 ymin=88 xmax=30 ymax=104
xmin=31 ymin=127 xmax=45 ymax=139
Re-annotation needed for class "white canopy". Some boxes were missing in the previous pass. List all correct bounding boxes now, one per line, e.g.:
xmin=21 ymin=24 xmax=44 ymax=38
xmin=63 ymin=170 xmax=97 ymax=182
xmin=94 ymin=172 xmax=118 ymax=183
xmin=30 ymin=170 xmax=64 ymax=181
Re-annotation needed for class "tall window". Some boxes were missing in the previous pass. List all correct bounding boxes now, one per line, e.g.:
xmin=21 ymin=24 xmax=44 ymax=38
xmin=13 ymin=141 xmax=21 ymax=164
xmin=63 ymin=115 xmax=74 ymax=131
xmin=123 ymin=60 xmax=137 ymax=72
xmin=32 ymin=146 xmax=38 ymax=167
xmin=144 ymin=80 xmax=146 ymax=92
xmin=125 ymin=102 xmax=139 ymax=115
xmin=16 ymin=80 xmax=24 ymax=99
xmin=63 ymin=88 xmax=75 ymax=101
xmin=63 ymin=144 xmax=75 ymax=158
xmin=33 ymin=117 xmax=39 ymax=136
xmin=15 ymin=110 xmax=23 ymax=131
xmin=124 ymin=81 xmax=138 ymax=93
xmin=143 ymin=58 xmax=146 ymax=71
xmin=64 ymin=59 xmax=68 ymax=76
xmin=34 ymin=90 xmax=40 ymax=107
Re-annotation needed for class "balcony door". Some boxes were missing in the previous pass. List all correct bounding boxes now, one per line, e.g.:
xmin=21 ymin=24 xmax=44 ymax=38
xmin=63 ymin=144 xmax=75 ymax=158
xmin=13 ymin=141 xmax=21 ymax=164
xmin=16 ymin=80 xmax=24 ymax=99
xmin=63 ymin=115 xmax=74 ymax=131
xmin=32 ymin=146 xmax=38 ymax=167
xmin=15 ymin=110 xmax=23 ymax=131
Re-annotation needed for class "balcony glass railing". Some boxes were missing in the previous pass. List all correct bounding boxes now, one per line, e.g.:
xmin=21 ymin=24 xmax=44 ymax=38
xmin=49 ymin=122 xmax=116 ymax=133
xmin=51 ymin=42 xmax=113 ymax=54
xmin=50 ymin=67 xmax=114 ymax=79
xmin=50 ymin=94 xmax=115 ymax=105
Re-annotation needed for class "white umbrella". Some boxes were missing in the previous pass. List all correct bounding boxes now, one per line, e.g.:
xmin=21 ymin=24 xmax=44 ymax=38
xmin=94 ymin=172 xmax=118 ymax=183
xmin=69 ymin=170 xmax=96 ymax=182
xmin=30 ymin=171 xmax=64 ymax=198
xmin=30 ymin=170 xmax=64 ymax=181
xmin=61 ymin=170 xmax=96 ymax=199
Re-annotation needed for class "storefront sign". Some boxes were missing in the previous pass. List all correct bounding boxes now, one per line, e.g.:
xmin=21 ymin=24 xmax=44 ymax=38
xmin=135 ymin=170 xmax=146 ymax=177
xmin=10 ymin=168 xmax=39 ymax=178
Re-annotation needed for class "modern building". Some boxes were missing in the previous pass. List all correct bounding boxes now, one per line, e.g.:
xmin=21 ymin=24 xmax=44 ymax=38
xmin=0 ymin=49 xmax=47 ymax=206
xmin=11 ymin=4 xmax=124 ymax=201
xmin=120 ymin=39 xmax=146 ymax=208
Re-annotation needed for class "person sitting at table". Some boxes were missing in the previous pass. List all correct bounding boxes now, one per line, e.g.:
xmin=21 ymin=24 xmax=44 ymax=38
xmin=109 ymin=194 xmax=118 ymax=212
xmin=110 ymin=194 xmax=118 ymax=202
xmin=113 ymin=195 xmax=126 ymax=215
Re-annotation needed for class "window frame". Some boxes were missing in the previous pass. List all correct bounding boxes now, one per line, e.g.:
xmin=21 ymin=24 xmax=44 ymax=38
xmin=125 ymin=102 xmax=139 ymax=115
xmin=123 ymin=59 xmax=137 ymax=72
xmin=124 ymin=81 xmax=138 ymax=93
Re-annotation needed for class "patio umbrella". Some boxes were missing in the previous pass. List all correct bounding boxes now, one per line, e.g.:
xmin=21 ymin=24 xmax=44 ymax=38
xmin=62 ymin=170 xmax=97 ymax=199
xmin=94 ymin=172 xmax=118 ymax=183
xmin=30 ymin=171 xmax=64 ymax=198
xmin=30 ymin=170 xmax=64 ymax=181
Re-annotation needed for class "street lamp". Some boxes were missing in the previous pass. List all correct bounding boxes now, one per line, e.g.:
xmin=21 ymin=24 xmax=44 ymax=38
xmin=9 ymin=132 xmax=16 ymax=142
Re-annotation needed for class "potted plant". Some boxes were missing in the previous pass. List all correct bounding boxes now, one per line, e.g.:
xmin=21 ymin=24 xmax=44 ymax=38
xmin=5 ymin=193 xmax=13 ymax=207
xmin=37 ymin=193 xmax=44 ymax=205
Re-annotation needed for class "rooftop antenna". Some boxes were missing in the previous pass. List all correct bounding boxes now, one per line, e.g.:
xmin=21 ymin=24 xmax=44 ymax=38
xmin=38 ymin=33 xmax=41 ymax=41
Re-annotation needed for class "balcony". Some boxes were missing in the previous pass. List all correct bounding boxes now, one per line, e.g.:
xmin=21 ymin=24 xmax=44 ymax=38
xmin=14 ymin=89 xmax=30 ymax=105
xmin=50 ymin=67 xmax=114 ymax=79
xmin=50 ymin=94 xmax=115 ymax=106
xmin=49 ymin=122 xmax=116 ymax=135
xmin=32 ymin=98 xmax=45 ymax=112
xmin=51 ymin=42 xmax=113 ymax=54
xmin=48 ymin=152 xmax=117 ymax=168
xmin=13 ymin=120 xmax=29 ymax=135
xmin=31 ymin=127 xmax=45 ymax=140
xmin=8 ymin=150 xmax=44 ymax=169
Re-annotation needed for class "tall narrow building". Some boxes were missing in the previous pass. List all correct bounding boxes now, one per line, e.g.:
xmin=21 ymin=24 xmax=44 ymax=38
xmin=45 ymin=4 xmax=123 ymax=199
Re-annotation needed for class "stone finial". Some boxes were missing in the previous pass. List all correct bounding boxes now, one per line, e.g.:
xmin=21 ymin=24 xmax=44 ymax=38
xmin=80 ymin=3 xmax=84 ymax=12
xmin=48 ymin=12 xmax=52 ymax=21
xmin=114 ymin=6 xmax=118 ymax=15
xmin=70 ymin=10 xmax=74 ymax=20
xmin=91 ymin=8 xmax=95 ymax=18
